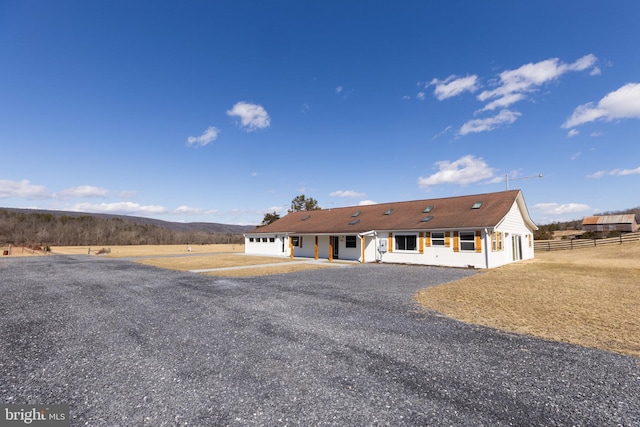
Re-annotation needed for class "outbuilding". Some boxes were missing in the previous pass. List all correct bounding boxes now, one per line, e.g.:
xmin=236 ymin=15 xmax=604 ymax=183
xmin=582 ymin=214 xmax=638 ymax=233
xmin=245 ymin=190 xmax=537 ymax=269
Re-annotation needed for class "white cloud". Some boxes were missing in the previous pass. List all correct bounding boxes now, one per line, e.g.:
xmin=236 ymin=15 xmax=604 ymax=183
xmin=0 ymin=179 xmax=49 ymax=199
xmin=431 ymin=125 xmax=453 ymax=141
xmin=478 ymin=54 xmax=598 ymax=110
xmin=227 ymin=101 xmax=271 ymax=131
xmin=459 ymin=109 xmax=521 ymax=135
xmin=187 ymin=126 xmax=220 ymax=147
xmin=429 ymin=74 xmax=479 ymax=100
xmin=562 ymin=83 xmax=640 ymax=128
xmin=588 ymin=166 xmax=640 ymax=178
xmin=416 ymin=92 xmax=426 ymax=101
xmin=330 ymin=190 xmax=366 ymax=198
xmin=567 ymin=129 xmax=579 ymax=138
xmin=358 ymin=200 xmax=377 ymax=206
xmin=418 ymin=155 xmax=494 ymax=188
xmin=533 ymin=202 xmax=591 ymax=215
xmin=480 ymin=93 xmax=526 ymax=112
xmin=71 ymin=202 xmax=168 ymax=216
xmin=570 ymin=152 xmax=581 ymax=161
xmin=56 ymin=185 xmax=110 ymax=199
xmin=172 ymin=206 xmax=217 ymax=215
xmin=588 ymin=170 xmax=606 ymax=179
xmin=335 ymin=86 xmax=343 ymax=94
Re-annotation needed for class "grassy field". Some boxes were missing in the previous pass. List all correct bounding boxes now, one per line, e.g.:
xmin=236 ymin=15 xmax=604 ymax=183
xmin=415 ymin=242 xmax=640 ymax=358
xmin=135 ymin=252 xmax=343 ymax=277
xmin=48 ymin=244 xmax=243 ymax=257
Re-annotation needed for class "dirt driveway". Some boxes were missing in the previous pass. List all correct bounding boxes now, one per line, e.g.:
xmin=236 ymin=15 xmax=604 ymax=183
xmin=1 ymin=256 xmax=638 ymax=426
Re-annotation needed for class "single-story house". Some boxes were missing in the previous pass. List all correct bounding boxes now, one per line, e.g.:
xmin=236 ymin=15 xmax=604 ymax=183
xmin=582 ymin=214 xmax=638 ymax=233
xmin=244 ymin=190 xmax=537 ymax=269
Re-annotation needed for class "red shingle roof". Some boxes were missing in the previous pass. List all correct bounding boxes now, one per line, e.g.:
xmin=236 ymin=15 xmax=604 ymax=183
xmin=250 ymin=190 xmax=531 ymax=235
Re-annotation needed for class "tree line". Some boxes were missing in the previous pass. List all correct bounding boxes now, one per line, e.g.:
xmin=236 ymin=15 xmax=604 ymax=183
xmin=0 ymin=210 xmax=244 ymax=246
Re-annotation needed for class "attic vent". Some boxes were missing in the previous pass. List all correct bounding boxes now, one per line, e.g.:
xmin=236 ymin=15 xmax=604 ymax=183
xmin=301 ymin=215 xmax=311 ymax=221
xmin=420 ymin=216 xmax=434 ymax=222
xmin=471 ymin=201 xmax=483 ymax=209
xmin=423 ymin=206 xmax=434 ymax=213
xmin=348 ymin=219 xmax=361 ymax=225
xmin=383 ymin=208 xmax=394 ymax=215
xmin=351 ymin=211 xmax=361 ymax=217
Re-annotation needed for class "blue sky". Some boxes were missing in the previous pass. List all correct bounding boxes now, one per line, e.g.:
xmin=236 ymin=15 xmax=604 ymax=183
xmin=2 ymin=1 xmax=639 ymax=226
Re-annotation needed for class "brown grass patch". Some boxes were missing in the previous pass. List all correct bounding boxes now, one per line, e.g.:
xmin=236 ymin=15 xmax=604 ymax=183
xmin=415 ymin=242 xmax=640 ymax=357
xmin=135 ymin=254 xmax=301 ymax=271
xmin=49 ymin=244 xmax=243 ymax=257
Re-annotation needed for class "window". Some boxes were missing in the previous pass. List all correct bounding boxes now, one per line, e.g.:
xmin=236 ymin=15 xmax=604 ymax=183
xmin=301 ymin=215 xmax=311 ymax=221
xmin=346 ymin=236 xmax=357 ymax=248
xmin=491 ymin=232 xmax=503 ymax=251
xmin=459 ymin=231 xmax=475 ymax=251
xmin=471 ymin=201 xmax=483 ymax=209
xmin=262 ymin=237 xmax=268 ymax=243
xmin=395 ymin=234 xmax=417 ymax=251
xmin=351 ymin=211 xmax=361 ymax=217
xmin=249 ymin=237 xmax=255 ymax=242
xmin=420 ymin=216 xmax=433 ymax=222
xmin=348 ymin=219 xmax=360 ymax=225
xmin=431 ymin=232 xmax=445 ymax=246
xmin=384 ymin=208 xmax=394 ymax=215
xmin=269 ymin=237 xmax=275 ymax=243
xmin=423 ymin=205 xmax=434 ymax=213
xmin=292 ymin=236 xmax=300 ymax=247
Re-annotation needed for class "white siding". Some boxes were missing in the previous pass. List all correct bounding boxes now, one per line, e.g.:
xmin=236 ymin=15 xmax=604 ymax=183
xmin=244 ymin=235 xmax=288 ymax=257
xmin=378 ymin=231 xmax=487 ymax=269
xmin=489 ymin=201 xmax=535 ymax=268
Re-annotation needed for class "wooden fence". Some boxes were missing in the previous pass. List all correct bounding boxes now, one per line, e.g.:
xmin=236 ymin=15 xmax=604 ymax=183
xmin=534 ymin=231 xmax=640 ymax=251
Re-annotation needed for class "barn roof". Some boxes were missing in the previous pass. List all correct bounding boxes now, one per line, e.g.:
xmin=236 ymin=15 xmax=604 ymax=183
xmin=582 ymin=214 xmax=637 ymax=225
xmin=249 ymin=190 xmax=536 ymax=235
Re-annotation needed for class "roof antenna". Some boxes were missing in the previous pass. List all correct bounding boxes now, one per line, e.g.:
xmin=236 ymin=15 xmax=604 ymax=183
xmin=505 ymin=173 xmax=543 ymax=190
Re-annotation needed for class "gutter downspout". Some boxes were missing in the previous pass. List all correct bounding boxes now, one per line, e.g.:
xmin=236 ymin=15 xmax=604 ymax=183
xmin=484 ymin=228 xmax=491 ymax=269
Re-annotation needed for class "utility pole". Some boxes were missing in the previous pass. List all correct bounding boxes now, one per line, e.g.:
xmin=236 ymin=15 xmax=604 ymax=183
xmin=505 ymin=173 xmax=543 ymax=190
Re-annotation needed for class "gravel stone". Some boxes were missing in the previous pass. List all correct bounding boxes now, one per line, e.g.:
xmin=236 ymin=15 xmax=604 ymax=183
xmin=1 ymin=256 xmax=638 ymax=426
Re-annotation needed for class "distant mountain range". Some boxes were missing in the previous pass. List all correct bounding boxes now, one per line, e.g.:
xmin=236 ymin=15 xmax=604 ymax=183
xmin=1 ymin=207 xmax=256 ymax=234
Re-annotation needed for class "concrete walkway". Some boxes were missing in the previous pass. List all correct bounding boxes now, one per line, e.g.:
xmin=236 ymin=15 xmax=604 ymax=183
xmin=188 ymin=258 xmax=354 ymax=273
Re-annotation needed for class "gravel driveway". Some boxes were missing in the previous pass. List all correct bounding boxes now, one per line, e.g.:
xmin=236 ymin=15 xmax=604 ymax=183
xmin=1 ymin=256 xmax=638 ymax=426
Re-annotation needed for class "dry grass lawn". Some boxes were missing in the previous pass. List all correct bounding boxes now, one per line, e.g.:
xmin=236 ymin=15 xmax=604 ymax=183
xmin=49 ymin=244 xmax=243 ymax=257
xmin=415 ymin=242 xmax=640 ymax=358
xmin=135 ymin=254 xmax=301 ymax=271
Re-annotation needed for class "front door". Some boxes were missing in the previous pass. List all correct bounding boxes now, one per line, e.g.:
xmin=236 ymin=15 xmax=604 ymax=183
xmin=332 ymin=236 xmax=339 ymax=259
xmin=512 ymin=235 xmax=522 ymax=261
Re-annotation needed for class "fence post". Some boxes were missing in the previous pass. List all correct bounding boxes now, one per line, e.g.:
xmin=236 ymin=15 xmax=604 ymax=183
xmin=593 ymin=238 xmax=597 ymax=247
